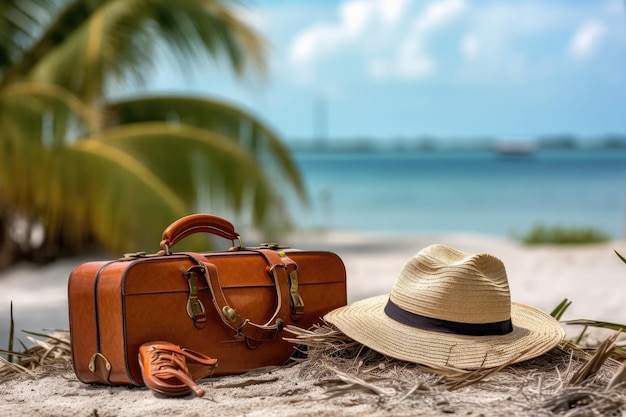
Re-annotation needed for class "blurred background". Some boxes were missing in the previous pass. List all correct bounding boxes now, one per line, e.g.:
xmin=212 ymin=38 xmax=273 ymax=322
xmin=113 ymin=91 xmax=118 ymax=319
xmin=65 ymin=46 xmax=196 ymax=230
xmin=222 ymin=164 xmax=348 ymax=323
xmin=149 ymin=0 xmax=626 ymax=241
xmin=1 ymin=0 xmax=626 ymax=348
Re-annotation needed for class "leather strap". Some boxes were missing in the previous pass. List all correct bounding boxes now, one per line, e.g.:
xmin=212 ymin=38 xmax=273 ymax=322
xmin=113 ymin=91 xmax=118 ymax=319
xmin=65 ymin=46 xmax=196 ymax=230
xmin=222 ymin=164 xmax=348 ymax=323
xmin=254 ymin=249 xmax=304 ymax=321
xmin=182 ymin=252 xmax=295 ymax=342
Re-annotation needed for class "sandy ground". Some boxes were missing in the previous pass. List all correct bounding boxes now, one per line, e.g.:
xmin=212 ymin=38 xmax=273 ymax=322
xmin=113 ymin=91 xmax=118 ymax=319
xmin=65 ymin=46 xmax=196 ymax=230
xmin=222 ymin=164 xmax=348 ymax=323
xmin=1 ymin=231 xmax=625 ymax=416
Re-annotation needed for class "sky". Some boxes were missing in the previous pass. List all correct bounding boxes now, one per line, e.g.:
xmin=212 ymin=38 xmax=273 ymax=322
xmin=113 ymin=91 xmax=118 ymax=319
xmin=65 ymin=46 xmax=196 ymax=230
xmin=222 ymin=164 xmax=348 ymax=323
xmin=149 ymin=0 xmax=626 ymax=144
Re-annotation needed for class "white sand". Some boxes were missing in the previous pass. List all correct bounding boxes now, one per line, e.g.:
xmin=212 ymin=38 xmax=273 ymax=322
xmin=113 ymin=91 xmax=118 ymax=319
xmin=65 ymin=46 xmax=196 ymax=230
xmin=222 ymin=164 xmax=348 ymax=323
xmin=1 ymin=231 xmax=625 ymax=416
xmin=287 ymin=231 xmax=626 ymax=323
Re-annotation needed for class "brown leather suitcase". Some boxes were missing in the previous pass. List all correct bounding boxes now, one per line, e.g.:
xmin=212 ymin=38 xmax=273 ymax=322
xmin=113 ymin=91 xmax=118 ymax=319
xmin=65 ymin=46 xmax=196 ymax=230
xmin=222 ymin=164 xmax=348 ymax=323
xmin=68 ymin=214 xmax=346 ymax=386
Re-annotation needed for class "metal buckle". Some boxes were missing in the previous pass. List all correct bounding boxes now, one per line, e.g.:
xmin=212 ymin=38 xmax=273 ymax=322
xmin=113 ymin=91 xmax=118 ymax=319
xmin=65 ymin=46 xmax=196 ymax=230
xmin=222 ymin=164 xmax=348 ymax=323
xmin=288 ymin=270 xmax=305 ymax=317
xmin=185 ymin=267 xmax=206 ymax=326
xmin=267 ymin=250 xmax=305 ymax=319
xmin=222 ymin=306 xmax=238 ymax=322
xmin=120 ymin=251 xmax=147 ymax=261
xmin=261 ymin=242 xmax=280 ymax=250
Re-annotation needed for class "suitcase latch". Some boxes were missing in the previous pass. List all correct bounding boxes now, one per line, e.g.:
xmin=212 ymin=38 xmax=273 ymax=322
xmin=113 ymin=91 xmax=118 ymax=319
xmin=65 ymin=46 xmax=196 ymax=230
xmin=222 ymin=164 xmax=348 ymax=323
xmin=185 ymin=266 xmax=207 ymax=328
xmin=288 ymin=269 xmax=305 ymax=319
xmin=273 ymin=250 xmax=304 ymax=320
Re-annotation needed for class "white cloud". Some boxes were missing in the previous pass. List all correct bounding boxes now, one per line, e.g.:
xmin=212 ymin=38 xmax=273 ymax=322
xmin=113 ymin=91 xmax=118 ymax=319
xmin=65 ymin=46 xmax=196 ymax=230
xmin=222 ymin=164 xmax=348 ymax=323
xmin=568 ymin=19 xmax=607 ymax=61
xmin=380 ymin=0 xmax=408 ymax=24
xmin=289 ymin=0 xmax=408 ymax=66
xmin=289 ymin=24 xmax=336 ymax=64
xmin=371 ymin=0 xmax=466 ymax=80
xmin=460 ymin=34 xmax=479 ymax=60
xmin=288 ymin=0 xmax=463 ymax=82
xmin=284 ymin=0 xmax=619 ymax=87
xmin=452 ymin=3 xmax=584 ymax=84
xmin=414 ymin=0 xmax=466 ymax=33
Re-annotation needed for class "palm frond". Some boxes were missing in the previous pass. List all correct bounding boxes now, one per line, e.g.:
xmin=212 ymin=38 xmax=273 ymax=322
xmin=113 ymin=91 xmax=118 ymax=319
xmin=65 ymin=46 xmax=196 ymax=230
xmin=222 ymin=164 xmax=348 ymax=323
xmin=86 ymin=122 xmax=291 ymax=230
xmin=0 ymin=0 xmax=61 ymax=75
xmin=0 ymin=0 xmax=86 ymax=86
xmin=318 ymin=367 xmax=395 ymax=398
xmin=550 ymin=298 xmax=572 ymax=320
xmin=562 ymin=319 xmax=626 ymax=333
xmin=614 ymin=250 xmax=626 ymax=264
xmin=0 ymin=82 xmax=97 ymax=134
xmin=71 ymin=137 xmax=191 ymax=252
xmin=42 ymin=120 xmax=292 ymax=253
xmin=8 ymin=302 xmax=15 ymax=363
xmin=27 ymin=0 xmax=265 ymax=102
xmin=0 ymin=0 xmax=297 ymax=262
xmin=0 ymin=82 xmax=94 ymax=237
xmin=568 ymin=331 xmax=622 ymax=386
xmin=104 ymin=96 xmax=307 ymax=202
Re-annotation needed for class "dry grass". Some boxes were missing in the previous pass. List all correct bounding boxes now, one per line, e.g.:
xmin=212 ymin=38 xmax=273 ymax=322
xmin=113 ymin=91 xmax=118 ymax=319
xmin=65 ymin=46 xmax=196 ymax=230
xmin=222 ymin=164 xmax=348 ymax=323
xmin=285 ymin=323 xmax=626 ymax=416
xmin=0 ymin=329 xmax=71 ymax=384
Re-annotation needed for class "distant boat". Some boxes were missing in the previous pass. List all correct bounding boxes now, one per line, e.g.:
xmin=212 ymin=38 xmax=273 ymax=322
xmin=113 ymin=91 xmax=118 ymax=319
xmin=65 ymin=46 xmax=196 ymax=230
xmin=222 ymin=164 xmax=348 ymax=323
xmin=494 ymin=141 xmax=536 ymax=157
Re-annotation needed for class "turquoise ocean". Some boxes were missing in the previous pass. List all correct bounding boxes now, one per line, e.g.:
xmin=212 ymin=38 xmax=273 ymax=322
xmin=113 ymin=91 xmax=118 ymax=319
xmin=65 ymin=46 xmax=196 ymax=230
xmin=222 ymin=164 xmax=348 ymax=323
xmin=286 ymin=149 xmax=626 ymax=239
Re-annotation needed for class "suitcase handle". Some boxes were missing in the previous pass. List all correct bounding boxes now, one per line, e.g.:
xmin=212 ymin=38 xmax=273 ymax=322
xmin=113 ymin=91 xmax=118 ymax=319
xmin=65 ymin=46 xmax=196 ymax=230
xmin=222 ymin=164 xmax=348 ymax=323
xmin=184 ymin=251 xmax=297 ymax=343
xmin=161 ymin=214 xmax=241 ymax=254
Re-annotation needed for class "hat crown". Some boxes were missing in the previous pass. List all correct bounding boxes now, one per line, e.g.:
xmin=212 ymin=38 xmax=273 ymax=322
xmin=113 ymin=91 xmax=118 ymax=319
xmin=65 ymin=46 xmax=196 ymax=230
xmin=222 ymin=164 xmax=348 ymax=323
xmin=390 ymin=244 xmax=511 ymax=324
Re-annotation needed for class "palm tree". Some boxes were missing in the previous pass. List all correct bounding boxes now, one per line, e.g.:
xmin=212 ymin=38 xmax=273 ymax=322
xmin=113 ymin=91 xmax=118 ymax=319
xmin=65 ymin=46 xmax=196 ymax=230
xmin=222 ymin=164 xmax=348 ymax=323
xmin=0 ymin=0 xmax=306 ymax=268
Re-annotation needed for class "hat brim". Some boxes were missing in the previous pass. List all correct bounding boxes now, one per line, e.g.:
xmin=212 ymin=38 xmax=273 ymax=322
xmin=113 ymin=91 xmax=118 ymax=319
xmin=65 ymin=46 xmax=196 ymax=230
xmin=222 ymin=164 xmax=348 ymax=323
xmin=324 ymin=294 xmax=565 ymax=370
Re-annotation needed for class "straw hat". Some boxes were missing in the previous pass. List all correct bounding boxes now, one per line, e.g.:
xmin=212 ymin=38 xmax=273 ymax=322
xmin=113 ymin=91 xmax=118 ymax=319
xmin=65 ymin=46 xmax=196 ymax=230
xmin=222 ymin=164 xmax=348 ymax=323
xmin=325 ymin=244 xmax=564 ymax=369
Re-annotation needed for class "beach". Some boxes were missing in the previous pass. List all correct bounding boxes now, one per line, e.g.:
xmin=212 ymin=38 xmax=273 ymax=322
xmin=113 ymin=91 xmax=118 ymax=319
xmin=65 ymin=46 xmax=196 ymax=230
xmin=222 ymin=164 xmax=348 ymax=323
xmin=1 ymin=231 xmax=625 ymax=416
